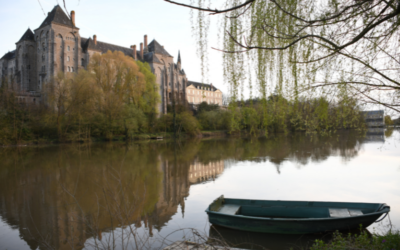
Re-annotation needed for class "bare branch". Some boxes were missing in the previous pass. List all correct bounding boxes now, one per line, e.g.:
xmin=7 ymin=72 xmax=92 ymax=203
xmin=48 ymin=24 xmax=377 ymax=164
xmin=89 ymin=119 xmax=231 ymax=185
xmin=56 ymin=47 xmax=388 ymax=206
xmin=163 ymin=0 xmax=255 ymax=15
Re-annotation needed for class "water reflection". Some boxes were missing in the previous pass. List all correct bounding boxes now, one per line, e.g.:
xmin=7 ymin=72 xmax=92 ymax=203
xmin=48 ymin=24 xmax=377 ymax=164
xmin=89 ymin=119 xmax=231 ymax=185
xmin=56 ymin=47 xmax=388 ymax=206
xmin=365 ymin=128 xmax=385 ymax=142
xmin=208 ymin=225 xmax=373 ymax=250
xmin=0 ymin=131 xmax=397 ymax=250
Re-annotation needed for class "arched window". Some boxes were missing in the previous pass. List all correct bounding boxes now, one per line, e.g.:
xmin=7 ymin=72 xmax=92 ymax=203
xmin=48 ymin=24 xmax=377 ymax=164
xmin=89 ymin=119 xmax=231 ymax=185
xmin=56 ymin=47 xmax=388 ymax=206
xmin=68 ymin=66 xmax=70 ymax=72
xmin=67 ymin=56 xmax=70 ymax=62
xmin=71 ymin=67 xmax=74 ymax=72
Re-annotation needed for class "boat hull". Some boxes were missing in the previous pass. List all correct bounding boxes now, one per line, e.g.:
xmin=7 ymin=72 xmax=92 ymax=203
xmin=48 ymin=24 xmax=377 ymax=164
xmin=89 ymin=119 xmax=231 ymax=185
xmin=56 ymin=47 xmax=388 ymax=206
xmin=207 ymin=212 xmax=384 ymax=234
xmin=206 ymin=197 xmax=390 ymax=234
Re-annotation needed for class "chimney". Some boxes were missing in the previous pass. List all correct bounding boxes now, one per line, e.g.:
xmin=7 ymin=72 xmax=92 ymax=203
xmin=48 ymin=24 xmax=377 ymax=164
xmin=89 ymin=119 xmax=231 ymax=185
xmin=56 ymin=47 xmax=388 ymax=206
xmin=71 ymin=11 xmax=75 ymax=26
xmin=140 ymin=43 xmax=143 ymax=60
xmin=93 ymin=35 xmax=97 ymax=45
xmin=144 ymin=35 xmax=148 ymax=53
xmin=131 ymin=45 xmax=137 ymax=60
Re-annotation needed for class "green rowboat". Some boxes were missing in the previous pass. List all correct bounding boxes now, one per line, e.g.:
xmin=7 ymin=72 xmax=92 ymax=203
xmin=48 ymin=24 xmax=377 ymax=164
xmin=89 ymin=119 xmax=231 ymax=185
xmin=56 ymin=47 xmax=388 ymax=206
xmin=205 ymin=196 xmax=390 ymax=234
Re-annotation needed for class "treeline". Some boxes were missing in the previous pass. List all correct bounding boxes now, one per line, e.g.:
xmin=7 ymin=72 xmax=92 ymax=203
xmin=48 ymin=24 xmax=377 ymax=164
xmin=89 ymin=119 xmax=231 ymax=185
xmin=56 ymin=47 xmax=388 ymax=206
xmin=0 ymin=51 xmax=365 ymax=145
xmin=194 ymin=95 xmax=365 ymax=135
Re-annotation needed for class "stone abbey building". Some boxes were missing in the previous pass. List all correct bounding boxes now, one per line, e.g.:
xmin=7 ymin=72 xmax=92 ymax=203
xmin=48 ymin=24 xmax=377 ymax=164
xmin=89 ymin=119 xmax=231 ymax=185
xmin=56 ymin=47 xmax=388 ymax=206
xmin=0 ymin=5 xmax=222 ymax=114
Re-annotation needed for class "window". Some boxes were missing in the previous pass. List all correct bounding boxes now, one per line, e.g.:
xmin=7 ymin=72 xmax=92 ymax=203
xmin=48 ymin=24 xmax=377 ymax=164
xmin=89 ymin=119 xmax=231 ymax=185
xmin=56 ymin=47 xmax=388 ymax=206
xmin=42 ymin=55 xmax=45 ymax=62
xmin=81 ymin=58 xmax=84 ymax=66
xmin=71 ymin=67 xmax=74 ymax=72
xmin=68 ymin=66 xmax=70 ymax=72
xmin=67 ymin=56 xmax=70 ymax=62
xmin=67 ymin=46 xmax=70 ymax=51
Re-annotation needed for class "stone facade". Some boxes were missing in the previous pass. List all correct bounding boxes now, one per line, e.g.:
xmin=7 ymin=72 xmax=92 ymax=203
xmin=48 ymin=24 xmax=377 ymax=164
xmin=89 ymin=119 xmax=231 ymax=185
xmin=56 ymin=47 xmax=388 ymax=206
xmin=361 ymin=110 xmax=385 ymax=127
xmin=0 ymin=5 xmax=202 ymax=114
xmin=186 ymin=81 xmax=223 ymax=105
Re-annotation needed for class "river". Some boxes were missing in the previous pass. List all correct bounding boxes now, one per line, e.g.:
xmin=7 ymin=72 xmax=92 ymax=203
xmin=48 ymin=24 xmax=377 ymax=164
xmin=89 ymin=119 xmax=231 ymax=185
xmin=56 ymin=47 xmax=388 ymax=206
xmin=0 ymin=129 xmax=399 ymax=250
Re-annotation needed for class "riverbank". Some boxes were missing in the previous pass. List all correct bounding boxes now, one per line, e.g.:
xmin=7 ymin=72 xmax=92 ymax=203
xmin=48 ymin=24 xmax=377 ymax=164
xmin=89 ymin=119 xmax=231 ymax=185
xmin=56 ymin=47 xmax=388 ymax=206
xmin=0 ymin=130 xmax=231 ymax=147
xmin=309 ymin=229 xmax=400 ymax=250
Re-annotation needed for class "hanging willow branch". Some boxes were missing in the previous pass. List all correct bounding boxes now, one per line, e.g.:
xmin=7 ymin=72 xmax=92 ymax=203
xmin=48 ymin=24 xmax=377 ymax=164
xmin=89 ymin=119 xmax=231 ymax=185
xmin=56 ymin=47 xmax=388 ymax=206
xmin=166 ymin=0 xmax=400 ymax=115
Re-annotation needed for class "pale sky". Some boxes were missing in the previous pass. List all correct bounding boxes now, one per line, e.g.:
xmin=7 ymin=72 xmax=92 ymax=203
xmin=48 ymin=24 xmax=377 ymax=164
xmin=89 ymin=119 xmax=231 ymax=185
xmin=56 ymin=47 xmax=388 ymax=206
xmin=0 ymin=0 xmax=228 ymax=94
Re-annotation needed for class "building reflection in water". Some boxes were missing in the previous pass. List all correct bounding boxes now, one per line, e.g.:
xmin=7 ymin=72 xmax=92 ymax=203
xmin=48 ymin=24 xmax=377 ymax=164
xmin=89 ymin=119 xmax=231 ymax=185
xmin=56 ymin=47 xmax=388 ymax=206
xmin=365 ymin=128 xmax=385 ymax=142
xmin=0 ymin=131 xmax=374 ymax=250
xmin=189 ymin=160 xmax=224 ymax=184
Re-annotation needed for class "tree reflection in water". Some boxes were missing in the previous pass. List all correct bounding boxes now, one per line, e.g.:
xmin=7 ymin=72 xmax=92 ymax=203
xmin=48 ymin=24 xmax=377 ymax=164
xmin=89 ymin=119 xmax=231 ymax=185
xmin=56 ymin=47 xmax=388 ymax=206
xmin=0 ymin=131 xmax=377 ymax=249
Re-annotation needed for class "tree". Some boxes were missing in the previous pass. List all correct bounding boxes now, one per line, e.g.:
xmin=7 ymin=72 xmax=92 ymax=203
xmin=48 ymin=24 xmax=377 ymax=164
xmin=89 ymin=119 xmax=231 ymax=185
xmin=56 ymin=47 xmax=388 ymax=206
xmin=165 ymin=0 xmax=400 ymax=114
xmin=384 ymin=115 xmax=393 ymax=125
xmin=44 ymin=51 xmax=160 ymax=140
xmin=88 ymin=51 xmax=153 ymax=138
xmin=44 ymin=71 xmax=93 ymax=140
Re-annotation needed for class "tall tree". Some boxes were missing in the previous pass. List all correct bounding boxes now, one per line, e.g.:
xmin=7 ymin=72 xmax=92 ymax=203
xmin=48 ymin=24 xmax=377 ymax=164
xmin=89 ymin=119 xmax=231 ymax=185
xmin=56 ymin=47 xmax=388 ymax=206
xmin=165 ymin=0 xmax=400 ymax=113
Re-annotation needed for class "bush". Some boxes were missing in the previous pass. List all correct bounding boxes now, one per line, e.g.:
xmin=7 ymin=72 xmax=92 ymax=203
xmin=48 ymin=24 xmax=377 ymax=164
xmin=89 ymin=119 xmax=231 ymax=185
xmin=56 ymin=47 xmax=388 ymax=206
xmin=310 ymin=229 xmax=400 ymax=250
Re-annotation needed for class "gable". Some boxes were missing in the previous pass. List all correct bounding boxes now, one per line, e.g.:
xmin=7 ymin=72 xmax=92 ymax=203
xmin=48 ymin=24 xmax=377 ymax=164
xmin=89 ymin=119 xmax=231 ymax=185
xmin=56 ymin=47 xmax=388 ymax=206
xmin=38 ymin=5 xmax=75 ymax=29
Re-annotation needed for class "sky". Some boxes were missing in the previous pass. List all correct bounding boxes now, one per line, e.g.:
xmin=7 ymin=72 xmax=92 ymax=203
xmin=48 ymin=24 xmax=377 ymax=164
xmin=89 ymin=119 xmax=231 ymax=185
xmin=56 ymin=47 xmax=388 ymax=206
xmin=0 ymin=0 xmax=228 ymax=94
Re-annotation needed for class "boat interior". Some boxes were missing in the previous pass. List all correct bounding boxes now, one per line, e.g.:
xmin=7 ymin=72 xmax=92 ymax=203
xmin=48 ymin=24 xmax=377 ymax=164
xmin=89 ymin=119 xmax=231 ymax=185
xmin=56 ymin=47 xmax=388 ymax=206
xmin=209 ymin=196 xmax=383 ymax=219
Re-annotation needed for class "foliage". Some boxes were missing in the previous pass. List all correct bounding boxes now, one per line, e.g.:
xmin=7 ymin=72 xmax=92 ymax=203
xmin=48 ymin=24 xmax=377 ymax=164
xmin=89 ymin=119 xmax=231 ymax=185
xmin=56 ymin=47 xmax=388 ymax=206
xmin=310 ymin=229 xmax=400 ymax=250
xmin=197 ymin=101 xmax=219 ymax=114
xmin=384 ymin=116 xmax=394 ymax=126
xmin=0 ymin=51 xmax=160 ymax=144
xmin=166 ymin=0 xmax=400 ymax=118
xmin=197 ymin=95 xmax=364 ymax=134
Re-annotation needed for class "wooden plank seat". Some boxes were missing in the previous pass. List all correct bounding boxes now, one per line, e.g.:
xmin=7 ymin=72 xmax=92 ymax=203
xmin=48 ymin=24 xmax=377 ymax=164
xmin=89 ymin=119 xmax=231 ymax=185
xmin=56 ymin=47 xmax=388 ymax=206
xmin=329 ymin=208 xmax=363 ymax=218
xmin=218 ymin=204 xmax=241 ymax=215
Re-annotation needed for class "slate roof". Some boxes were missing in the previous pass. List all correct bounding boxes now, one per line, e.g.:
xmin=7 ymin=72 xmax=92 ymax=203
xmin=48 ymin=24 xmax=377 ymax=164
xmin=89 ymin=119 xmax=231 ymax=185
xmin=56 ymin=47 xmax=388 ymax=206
xmin=148 ymin=40 xmax=172 ymax=57
xmin=17 ymin=29 xmax=35 ymax=43
xmin=81 ymin=38 xmax=167 ymax=64
xmin=188 ymin=81 xmax=219 ymax=91
xmin=38 ymin=5 xmax=75 ymax=29
xmin=1 ymin=50 xmax=16 ymax=60
xmin=81 ymin=38 xmax=135 ymax=57
xmin=144 ymin=52 xmax=162 ymax=64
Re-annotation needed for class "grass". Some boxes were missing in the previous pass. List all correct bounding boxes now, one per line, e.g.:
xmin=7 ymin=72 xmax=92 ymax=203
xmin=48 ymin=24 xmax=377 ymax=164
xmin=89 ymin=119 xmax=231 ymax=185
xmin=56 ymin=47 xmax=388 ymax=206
xmin=309 ymin=229 xmax=400 ymax=250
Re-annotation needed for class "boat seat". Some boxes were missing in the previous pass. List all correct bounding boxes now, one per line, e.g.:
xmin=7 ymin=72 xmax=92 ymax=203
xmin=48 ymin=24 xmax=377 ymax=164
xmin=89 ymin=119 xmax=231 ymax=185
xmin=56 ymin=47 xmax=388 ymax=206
xmin=329 ymin=208 xmax=363 ymax=218
xmin=218 ymin=204 xmax=241 ymax=215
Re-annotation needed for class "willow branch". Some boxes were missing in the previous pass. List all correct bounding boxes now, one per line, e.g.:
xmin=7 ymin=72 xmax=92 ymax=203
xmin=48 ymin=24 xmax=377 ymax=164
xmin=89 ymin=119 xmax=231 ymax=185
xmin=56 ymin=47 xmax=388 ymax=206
xmin=163 ymin=0 xmax=255 ymax=15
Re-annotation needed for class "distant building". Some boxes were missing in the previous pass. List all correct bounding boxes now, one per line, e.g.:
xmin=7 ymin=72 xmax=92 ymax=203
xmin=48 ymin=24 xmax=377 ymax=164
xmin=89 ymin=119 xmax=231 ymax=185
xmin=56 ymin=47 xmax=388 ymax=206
xmin=0 ymin=5 xmax=216 ymax=114
xmin=361 ymin=110 xmax=384 ymax=127
xmin=186 ymin=81 xmax=223 ymax=106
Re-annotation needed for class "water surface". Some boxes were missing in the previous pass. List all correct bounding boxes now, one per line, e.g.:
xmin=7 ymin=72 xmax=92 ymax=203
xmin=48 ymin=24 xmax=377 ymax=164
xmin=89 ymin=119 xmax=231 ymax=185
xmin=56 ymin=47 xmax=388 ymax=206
xmin=0 ymin=130 xmax=399 ymax=250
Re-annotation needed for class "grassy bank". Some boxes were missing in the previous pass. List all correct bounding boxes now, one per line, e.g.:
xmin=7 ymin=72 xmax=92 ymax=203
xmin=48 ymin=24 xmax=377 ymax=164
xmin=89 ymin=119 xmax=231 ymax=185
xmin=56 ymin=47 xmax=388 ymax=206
xmin=310 ymin=229 xmax=400 ymax=250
